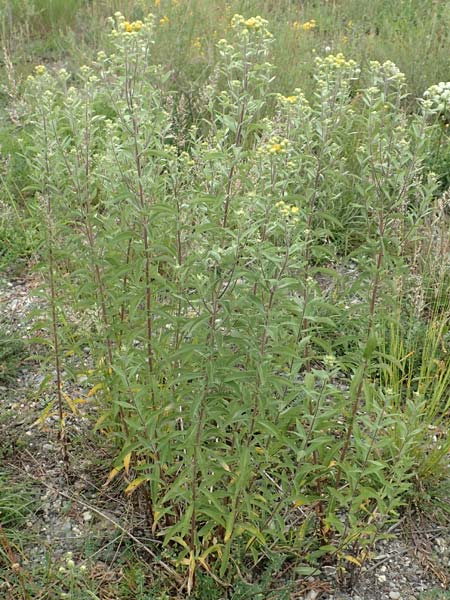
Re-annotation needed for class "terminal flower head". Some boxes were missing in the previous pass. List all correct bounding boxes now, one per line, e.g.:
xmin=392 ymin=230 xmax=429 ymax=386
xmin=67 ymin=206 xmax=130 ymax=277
xmin=301 ymin=19 xmax=317 ymax=31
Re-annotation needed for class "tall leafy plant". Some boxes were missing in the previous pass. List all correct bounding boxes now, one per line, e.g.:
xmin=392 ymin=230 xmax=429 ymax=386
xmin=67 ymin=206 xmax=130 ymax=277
xmin=22 ymin=12 xmax=450 ymax=592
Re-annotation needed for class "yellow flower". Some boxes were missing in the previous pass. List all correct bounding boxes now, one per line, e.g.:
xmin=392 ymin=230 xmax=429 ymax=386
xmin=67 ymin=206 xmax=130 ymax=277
xmin=133 ymin=20 xmax=143 ymax=31
xmin=231 ymin=14 xmax=245 ymax=28
xmin=275 ymin=200 xmax=300 ymax=223
xmin=259 ymin=138 xmax=289 ymax=156
xmin=231 ymin=14 xmax=268 ymax=33
xmin=154 ymin=0 xmax=161 ymax=6
xmin=301 ymin=19 xmax=317 ymax=31
xmin=245 ymin=17 xmax=257 ymax=29
xmin=35 ymin=64 xmax=46 ymax=75
xmin=159 ymin=15 xmax=170 ymax=25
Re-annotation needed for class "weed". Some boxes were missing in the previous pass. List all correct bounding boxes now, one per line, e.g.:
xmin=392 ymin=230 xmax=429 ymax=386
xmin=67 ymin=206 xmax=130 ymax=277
xmin=17 ymin=11 xmax=450 ymax=593
xmin=1 ymin=0 xmax=450 ymax=597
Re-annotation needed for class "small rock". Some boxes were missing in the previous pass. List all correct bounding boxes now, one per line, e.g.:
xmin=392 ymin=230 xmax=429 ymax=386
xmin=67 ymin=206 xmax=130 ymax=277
xmin=377 ymin=575 xmax=387 ymax=583
xmin=389 ymin=592 xmax=401 ymax=600
xmin=83 ymin=511 xmax=93 ymax=522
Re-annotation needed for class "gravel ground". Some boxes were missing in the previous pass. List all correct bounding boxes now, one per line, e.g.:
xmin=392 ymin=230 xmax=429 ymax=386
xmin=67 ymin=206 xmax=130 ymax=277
xmin=1 ymin=274 xmax=449 ymax=599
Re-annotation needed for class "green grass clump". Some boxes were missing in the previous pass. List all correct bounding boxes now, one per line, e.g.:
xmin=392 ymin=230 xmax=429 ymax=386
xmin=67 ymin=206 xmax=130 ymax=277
xmin=0 ymin=472 xmax=34 ymax=596
xmin=0 ymin=472 xmax=33 ymax=531
xmin=0 ymin=325 xmax=24 ymax=383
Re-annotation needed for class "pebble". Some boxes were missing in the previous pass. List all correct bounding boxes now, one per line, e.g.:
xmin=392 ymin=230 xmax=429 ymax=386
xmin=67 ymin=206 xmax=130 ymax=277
xmin=389 ymin=592 xmax=401 ymax=600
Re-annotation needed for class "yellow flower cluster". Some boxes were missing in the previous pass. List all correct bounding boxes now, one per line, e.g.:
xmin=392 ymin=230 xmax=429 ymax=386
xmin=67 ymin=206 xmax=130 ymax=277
xmin=244 ymin=17 xmax=262 ymax=29
xmin=302 ymin=19 xmax=317 ymax=31
xmin=111 ymin=12 xmax=149 ymax=35
xmin=159 ymin=15 xmax=170 ymax=25
xmin=35 ymin=65 xmax=46 ymax=76
xmin=291 ymin=19 xmax=317 ymax=31
xmin=277 ymin=89 xmax=305 ymax=104
xmin=276 ymin=89 xmax=309 ymax=114
xmin=275 ymin=200 xmax=300 ymax=222
xmin=230 ymin=14 xmax=272 ymax=37
xmin=259 ymin=137 xmax=289 ymax=155
xmin=316 ymin=52 xmax=357 ymax=70
xmin=231 ymin=14 xmax=268 ymax=30
xmin=270 ymin=143 xmax=283 ymax=153
xmin=121 ymin=19 xmax=143 ymax=32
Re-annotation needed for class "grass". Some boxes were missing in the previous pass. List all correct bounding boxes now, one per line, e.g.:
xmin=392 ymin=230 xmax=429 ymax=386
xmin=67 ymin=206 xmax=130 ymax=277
xmin=0 ymin=325 xmax=25 ymax=383
xmin=0 ymin=471 xmax=35 ymax=597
